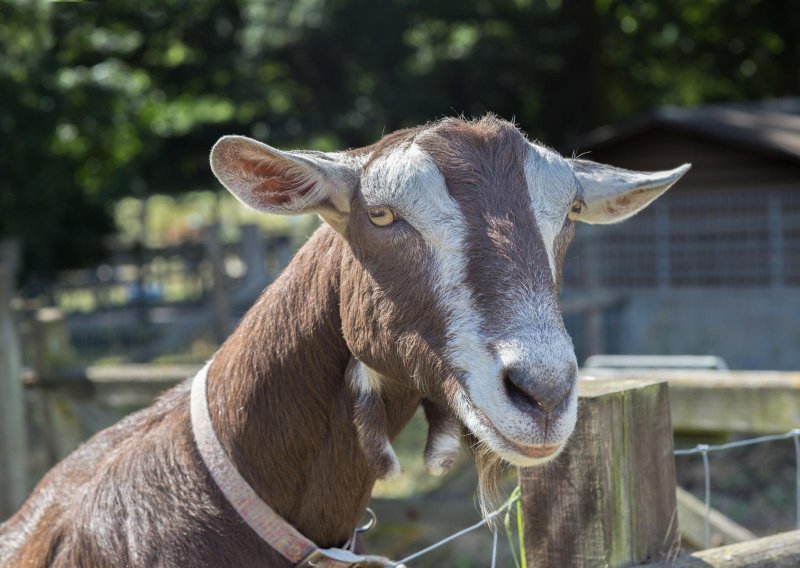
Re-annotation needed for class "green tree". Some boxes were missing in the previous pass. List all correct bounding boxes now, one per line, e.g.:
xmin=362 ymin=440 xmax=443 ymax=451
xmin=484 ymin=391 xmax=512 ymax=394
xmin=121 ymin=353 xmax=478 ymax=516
xmin=1 ymin=0 xmax=798 ymax=274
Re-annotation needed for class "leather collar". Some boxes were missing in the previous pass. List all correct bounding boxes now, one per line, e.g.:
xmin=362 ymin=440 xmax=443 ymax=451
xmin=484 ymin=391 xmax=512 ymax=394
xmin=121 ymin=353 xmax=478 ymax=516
xmin=190 ymin=363 xmax=399 ymax=567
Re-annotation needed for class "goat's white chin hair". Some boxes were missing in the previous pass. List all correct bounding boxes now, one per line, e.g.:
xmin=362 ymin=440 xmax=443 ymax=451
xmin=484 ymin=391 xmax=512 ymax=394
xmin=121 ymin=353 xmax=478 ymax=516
xmin=451 ymin=389 xmax=567 ymax=468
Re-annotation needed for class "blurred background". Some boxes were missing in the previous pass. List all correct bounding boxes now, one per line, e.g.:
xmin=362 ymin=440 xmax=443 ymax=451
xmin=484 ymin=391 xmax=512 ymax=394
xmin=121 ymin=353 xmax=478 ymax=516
xmin=1 ymin=0 xmax=799 ymax=565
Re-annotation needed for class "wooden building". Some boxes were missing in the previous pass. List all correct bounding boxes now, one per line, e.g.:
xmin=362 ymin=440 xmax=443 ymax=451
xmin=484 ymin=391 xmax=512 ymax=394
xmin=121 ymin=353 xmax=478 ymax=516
xmin=563 ymin=98 xmax=800 ymax=369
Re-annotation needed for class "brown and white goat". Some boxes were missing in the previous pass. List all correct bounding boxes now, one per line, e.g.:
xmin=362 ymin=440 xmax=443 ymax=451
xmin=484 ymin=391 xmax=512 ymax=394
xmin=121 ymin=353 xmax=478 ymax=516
xmin=0 ymin=116 xmax=688 ymax=567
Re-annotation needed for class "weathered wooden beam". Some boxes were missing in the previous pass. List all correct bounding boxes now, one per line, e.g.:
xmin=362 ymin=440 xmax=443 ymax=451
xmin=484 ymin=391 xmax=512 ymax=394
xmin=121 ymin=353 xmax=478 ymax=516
xmin=205 ymin=222 xmax=229 ymax=344
xmin=31 ymin=367 xmax=800 ymax=437
xmin=676 ymin=486 xmax=756 ymax=550
xmin=520 ymin=379 xmax=678 ymax=567
xmin=26 ymin=364 xmax=198 ymax=407
xmin=640 ymin=529 xmax=800 ymax=567
xmin=581 ymin=369 xmax=800 ymax=435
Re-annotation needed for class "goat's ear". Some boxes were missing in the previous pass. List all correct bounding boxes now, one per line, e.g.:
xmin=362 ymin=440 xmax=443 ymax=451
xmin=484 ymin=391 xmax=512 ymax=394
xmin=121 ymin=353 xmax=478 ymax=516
xmin=568 ymin=159 xmax=690 ymax=224
xmin=210 ymin=135 xmax=358 ymax=232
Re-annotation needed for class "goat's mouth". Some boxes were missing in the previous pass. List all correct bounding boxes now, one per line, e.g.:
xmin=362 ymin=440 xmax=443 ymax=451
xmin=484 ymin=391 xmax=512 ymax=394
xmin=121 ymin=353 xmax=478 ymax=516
xmin=470 ymin=412 xmax=567 ymax=466
xmin=453 ymin=387 xmax=574 ymax=468
xmin=493 ymin=434 xmax=562 ymax=460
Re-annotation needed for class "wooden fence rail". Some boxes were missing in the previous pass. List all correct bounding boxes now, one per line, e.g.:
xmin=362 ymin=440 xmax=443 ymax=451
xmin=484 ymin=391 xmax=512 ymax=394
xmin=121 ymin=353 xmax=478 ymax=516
xmin=585 ymin=368 xmax=800 ymax=435
xmin=24 ymin=366 xmax=800 ymax=437
xmin=642 ymin=530 xmax=800 ymax=567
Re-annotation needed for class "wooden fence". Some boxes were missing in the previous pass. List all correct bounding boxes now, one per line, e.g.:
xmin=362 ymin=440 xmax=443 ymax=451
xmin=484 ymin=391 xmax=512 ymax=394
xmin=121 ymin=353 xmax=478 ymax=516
xmin=25 ymin=224 xmax=293 ymax=314
xmin=18 ymin=224 xmax=295 ymax=363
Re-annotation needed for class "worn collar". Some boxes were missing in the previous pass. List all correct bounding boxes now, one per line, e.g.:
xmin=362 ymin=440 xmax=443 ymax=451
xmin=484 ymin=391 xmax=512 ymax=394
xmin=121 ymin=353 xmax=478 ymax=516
xmin=190 ymin=364 xmax=399 ymax=567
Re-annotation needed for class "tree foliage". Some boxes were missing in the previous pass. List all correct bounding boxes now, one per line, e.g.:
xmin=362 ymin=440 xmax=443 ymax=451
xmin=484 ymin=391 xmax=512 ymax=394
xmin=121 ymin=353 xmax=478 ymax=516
xmin=1 ymin=0 xmax=798 ymax=272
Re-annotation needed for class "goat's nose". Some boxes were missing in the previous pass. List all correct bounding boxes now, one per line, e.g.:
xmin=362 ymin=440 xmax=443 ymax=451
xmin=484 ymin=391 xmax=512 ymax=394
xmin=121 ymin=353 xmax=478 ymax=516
xmin=502 ymin=365 xmax=575 ymax=416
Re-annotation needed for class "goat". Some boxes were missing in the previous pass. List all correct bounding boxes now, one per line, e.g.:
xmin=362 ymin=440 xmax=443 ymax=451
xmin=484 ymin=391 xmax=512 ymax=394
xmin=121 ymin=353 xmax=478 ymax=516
xmin=0 ymin=116 xmax=688 ymax=567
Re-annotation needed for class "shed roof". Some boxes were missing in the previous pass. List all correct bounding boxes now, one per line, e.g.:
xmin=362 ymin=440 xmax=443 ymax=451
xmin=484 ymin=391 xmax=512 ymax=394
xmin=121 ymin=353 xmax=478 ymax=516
xmin=580 ymin=98 xmax=800 ymax=163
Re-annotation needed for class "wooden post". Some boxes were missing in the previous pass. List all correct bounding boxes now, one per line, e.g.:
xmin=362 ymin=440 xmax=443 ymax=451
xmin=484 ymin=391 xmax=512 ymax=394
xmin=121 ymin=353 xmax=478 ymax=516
xmin=135 ymin=195 xmax=150 ymax=326
xmin=238 ymin=224 xmax=268 ymax=287
xmin=205 ymin=223 xmax=229 ymax=344
xmin=0 ymin=241 xmax=28 ymax=520
xmin=29 ymin=307 xmax=76 ymax=379
xmin=520 ymin=378 xmax=678 ymax=567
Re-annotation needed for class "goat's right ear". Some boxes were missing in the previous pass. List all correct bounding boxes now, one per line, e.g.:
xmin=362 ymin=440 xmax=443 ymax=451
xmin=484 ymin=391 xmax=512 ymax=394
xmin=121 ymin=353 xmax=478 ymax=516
xmin=210 ymin=135 xmax=358 ymax=232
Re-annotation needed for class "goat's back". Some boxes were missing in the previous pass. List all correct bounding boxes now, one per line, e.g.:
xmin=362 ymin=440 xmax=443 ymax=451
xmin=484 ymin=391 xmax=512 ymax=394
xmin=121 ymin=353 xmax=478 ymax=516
xmin=0 ymin=380 xmax=285 ymax=567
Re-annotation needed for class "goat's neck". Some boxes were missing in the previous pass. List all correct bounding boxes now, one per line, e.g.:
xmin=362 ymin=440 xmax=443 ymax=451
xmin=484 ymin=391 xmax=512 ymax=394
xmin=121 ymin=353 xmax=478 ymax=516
xmin=205 ymin=226 xmax=420 ymax=547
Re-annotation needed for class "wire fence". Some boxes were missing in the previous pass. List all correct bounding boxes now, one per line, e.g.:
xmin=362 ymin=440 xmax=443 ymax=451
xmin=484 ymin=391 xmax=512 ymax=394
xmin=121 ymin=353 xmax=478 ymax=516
xmin=563 ymin=189 xmax=800 ymax=290
xmin=391 ymin=429 xmax=800 ymax=566
xmin=674 ymin=429 xmax=800 ymax=549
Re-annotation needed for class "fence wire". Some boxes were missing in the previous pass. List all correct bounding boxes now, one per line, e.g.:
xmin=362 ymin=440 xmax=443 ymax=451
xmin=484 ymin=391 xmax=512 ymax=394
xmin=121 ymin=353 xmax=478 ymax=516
xmin=674 ymin=428 xmax=800 ymax=549
xmin=393 ymin=428 xmax=800 ymax=565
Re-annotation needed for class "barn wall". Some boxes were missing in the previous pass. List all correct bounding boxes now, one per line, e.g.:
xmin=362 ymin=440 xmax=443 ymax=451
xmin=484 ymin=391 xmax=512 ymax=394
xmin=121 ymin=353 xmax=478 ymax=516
xmin=565 ymin=126 xmax=800 ymax=370
xmin=614 ymin=289 xmax=800 ymax=370
xmin=578 ymin=126 xmax=800 ymax=192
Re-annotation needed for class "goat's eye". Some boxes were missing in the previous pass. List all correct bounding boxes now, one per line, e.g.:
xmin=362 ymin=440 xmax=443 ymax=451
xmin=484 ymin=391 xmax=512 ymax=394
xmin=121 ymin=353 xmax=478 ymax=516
xmin=367 ymin=207 xmax=395 ymax=227
xmin=569 ymin=198 xmax=585 ymax=217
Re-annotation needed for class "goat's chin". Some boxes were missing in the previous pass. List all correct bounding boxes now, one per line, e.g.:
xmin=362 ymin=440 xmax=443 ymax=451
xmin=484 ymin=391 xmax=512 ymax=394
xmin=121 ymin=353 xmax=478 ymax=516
xmin=453 ymin=390 xmax=573 ymax=460
xmin=494 ymin=442 xmax=566 ymax=467
xmin=452 ymin=397 xmax=575 ymax=523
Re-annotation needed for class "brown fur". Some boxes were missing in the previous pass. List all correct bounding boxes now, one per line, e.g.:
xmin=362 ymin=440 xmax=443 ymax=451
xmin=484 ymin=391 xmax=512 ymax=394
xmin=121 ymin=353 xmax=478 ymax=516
xmin=0 ymin=228 xmax=421 ymax=567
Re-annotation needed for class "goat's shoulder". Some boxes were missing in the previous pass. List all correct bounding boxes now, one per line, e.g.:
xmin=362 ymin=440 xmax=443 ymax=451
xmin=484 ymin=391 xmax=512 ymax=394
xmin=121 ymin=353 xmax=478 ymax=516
xmin=2 ymin=380 xmax=287 ymax=567
xmin=1 ymin=382 xmax=189 ymax=562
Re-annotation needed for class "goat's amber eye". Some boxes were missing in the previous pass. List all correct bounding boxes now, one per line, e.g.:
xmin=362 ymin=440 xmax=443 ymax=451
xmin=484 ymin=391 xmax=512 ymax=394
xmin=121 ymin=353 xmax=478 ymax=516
xmin=367 ymin=207 xmax=395 ymax=227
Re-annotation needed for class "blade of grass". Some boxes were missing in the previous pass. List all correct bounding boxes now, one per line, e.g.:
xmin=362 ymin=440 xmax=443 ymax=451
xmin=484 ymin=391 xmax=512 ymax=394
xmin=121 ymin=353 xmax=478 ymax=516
xmin=504 ymin=487 xmax=522 ymax=568
xmin=517 ymin=489 xmax=526 ymax=568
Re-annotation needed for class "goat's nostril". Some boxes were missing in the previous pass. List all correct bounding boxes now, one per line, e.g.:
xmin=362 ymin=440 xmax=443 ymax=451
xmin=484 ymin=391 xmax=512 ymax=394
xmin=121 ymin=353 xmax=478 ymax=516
xmin=502 ymin=368 xmax=544 ymax=413
xmin=502 ymin=366 xmax=574 ymax=415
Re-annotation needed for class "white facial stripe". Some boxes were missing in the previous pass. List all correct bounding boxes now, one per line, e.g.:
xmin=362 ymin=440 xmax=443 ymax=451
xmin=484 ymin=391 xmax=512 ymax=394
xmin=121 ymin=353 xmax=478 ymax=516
xmin=364 ymin=141 xmax=504 ymax=427
xmin=524 ymin=143 xmax=580 ymax=281
xmin=364 ymin=140 xmax=577 ymax=463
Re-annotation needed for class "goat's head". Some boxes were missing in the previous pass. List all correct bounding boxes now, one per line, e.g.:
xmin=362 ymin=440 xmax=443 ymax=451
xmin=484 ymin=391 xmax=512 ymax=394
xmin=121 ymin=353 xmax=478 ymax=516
xmin=210 ymin=116 xmax=688 ymax=505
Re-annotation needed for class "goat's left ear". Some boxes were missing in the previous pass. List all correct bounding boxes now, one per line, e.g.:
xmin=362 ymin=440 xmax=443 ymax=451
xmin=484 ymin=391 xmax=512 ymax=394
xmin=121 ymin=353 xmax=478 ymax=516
xmin=210 ymin=135 xmax=358 ymax=232
xmin=568 ymin=159 xmax=691 ymax=224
